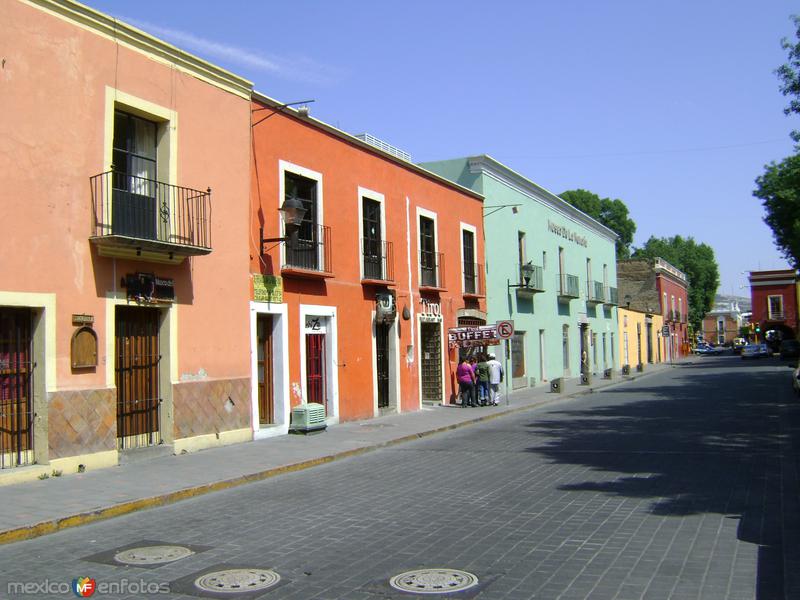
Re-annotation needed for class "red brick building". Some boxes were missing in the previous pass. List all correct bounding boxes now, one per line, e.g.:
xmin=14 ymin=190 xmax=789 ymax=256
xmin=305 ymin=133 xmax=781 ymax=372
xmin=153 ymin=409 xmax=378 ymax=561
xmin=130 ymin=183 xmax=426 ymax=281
xmin=748 ymin=269 xmax=798 ymax=348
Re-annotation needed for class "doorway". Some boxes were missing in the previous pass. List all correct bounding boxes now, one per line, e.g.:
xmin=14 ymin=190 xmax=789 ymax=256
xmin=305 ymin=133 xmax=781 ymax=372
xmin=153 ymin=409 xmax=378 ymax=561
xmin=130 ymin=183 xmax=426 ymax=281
xmin=257 ymin=314 xmax=274 ymax=425
xmin=115 ymin=306 xmax=161 ymax=449
xmin=306 ymin=333 xmax=327 ymax=412
xmin=420 ymin=321 xmax=442 ymax=404
xmin=579 ymin=323 xmax=589 ymax=377
xmin=375 ymin=321 xmax=390 ymax=409
xmin=0 ymin=308 xmax=34 ymax=468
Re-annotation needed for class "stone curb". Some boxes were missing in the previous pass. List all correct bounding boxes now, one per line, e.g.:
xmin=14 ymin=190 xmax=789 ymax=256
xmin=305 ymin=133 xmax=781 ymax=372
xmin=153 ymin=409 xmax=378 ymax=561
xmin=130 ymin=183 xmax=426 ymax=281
xmin=0 ymin=364 xmax=671 ymax=546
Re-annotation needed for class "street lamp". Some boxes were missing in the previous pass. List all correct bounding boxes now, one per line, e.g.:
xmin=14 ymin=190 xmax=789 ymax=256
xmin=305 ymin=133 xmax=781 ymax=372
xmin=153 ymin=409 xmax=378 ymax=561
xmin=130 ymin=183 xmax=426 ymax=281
xmin=508 ymin=261 xmax=536 ymax=291
xmin=260 ymin=193 xmax=307 ymax=254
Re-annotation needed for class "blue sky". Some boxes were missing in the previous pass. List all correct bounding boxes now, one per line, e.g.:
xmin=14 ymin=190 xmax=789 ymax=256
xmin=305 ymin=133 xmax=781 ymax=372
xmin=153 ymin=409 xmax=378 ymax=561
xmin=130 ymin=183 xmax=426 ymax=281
xmin=88 ymin=0 xmax=799 ymax=296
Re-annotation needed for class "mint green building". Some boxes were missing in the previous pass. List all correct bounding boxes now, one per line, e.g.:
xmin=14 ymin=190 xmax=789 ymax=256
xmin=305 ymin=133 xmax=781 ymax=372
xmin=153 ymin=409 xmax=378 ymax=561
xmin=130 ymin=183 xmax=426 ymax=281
xmin=421 ymin=156 xmax=620 ymax=389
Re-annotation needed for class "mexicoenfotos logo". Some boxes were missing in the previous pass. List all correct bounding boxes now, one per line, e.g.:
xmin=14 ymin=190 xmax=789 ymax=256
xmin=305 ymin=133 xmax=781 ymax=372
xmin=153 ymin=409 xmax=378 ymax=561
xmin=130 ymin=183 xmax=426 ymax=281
xmin=72 ymin=577 xmax=96 ymax=597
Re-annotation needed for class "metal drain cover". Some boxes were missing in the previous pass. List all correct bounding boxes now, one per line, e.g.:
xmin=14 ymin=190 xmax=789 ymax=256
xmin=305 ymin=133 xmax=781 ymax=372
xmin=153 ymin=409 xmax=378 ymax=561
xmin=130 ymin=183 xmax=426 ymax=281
xmin=114 ymin=545 xmax=194 ymax=565
xmin=389 ymin=569 xmax=479 ymax=594
xmin=194 ymin=569 xmax=280 ymax=594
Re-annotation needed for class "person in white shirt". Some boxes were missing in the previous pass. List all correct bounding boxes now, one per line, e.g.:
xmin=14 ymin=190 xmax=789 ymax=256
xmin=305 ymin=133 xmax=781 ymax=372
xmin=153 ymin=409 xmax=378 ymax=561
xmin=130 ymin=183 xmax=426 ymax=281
xmin=486 ymin=353 xmax=504 ymax=405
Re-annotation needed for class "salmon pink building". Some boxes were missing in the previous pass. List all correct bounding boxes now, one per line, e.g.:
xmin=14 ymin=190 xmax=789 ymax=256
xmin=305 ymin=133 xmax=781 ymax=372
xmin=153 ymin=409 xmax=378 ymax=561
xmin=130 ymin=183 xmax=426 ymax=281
xmin=249 ymin=93 xmax=486 ymax=435
xmin=1 ymin=0 xmax=253 ymax=481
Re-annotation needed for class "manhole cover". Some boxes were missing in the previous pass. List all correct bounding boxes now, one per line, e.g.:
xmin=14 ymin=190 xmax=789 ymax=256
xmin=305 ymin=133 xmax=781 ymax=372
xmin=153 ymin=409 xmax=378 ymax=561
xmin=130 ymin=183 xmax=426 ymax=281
xmin=194 ymin=569 xmax=280 ymax=594
xmin=389 ymin=569 xmax=479 ymax=594
xmin=114 ymin=545 xmax=194 ymax=565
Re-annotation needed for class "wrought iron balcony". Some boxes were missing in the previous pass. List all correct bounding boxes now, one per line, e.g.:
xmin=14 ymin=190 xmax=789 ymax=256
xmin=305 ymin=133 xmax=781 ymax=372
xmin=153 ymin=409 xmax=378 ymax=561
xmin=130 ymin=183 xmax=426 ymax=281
xmin=558 ymin=273 xmax=580 ymax=299
xmin=90 ymin=171 xmax=211 ymax=262
xmin=587 ymin=280 xmax=604 ymax=304
xmin=514 ymin=263 xmax=545 ymax=295
xmin=361 ymin=239 xmax=394 ymax=284
xmin=605 ymin=286 xmax=619 ymax=305
xmin=282 ymin=224 xmax=333 ymax=277
xmin=463 ymin=262 xmax=485 ymax=297
xmin=420 ymin=250 xmax=445 ymax=290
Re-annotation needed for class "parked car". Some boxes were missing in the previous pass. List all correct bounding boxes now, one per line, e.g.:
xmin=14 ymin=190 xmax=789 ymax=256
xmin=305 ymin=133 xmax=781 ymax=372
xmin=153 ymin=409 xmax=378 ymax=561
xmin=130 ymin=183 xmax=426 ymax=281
xmin=741 ymin=344 xmax=762 ymax=359
xmin=733 ymin=338 xmax=746 ymax=354
xmin=793 ymin=361 xmax=800 ymax=396
xmin=696 ymin=342 xmax=725 ymax=355
xmin=759 ymin=343 xmax=770 ymax=357
xmin=780 ymin=339 xmax=800 ymax=360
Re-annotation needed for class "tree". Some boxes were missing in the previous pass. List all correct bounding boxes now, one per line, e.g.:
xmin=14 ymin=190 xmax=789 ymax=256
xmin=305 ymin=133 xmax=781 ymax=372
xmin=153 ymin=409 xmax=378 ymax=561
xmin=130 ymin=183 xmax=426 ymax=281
xmin=632 ymin=236 xmax=720 ymax=328
xmin=777 ymin=14 xmax=800 ymax=143
xmin=559 ymin=189 xmax=636 ymax=259
xmin=753 ymin=153 xmax=800 ymax=267
xmin=753 ymin=15 xmax=800 ymax=266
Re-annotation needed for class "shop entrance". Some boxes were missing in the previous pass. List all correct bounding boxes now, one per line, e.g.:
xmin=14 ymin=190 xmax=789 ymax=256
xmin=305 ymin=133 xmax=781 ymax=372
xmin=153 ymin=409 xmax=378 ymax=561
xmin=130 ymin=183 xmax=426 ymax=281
xmin=420 ymin=322 xmax=442 ymax=404
xmin=115 ymin=306 xmax=161 ymax=449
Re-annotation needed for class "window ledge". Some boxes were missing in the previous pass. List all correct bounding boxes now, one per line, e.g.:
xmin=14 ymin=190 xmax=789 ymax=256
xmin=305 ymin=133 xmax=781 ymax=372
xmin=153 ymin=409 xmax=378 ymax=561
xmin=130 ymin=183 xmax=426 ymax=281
xmin=419 ymin=285 xmax=447 ymax=293
xmin=361 ymin=278 xmax=396 ymax=287
xmin=281 ymin=266 xmax=335 ymax=279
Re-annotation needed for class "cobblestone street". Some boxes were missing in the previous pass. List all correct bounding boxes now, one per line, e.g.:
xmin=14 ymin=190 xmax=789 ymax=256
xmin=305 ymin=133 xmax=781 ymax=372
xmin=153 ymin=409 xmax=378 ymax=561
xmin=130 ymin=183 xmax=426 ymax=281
xmin=0 ymin=356 xmax=796 ymax=599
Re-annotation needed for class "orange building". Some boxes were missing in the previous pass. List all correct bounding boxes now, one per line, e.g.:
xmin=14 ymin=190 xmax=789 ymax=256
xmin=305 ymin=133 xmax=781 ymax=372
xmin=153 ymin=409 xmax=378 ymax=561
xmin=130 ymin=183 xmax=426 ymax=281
xmin=1 ymin=0 xmax=253 ymax=481
xmin=249 ymin=93 xmax=485 ymax=435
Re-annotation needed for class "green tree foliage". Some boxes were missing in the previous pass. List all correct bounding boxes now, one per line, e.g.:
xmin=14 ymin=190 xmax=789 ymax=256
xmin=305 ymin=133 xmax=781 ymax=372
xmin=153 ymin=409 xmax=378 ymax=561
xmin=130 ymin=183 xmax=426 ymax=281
xmin=754 ymin=154 xmax=800 ymax=267
xmin=559 ymin=189 xmax=636 ymax=259
xmin=754 ymin=16 xmax=800 ymax=267
xmin=632 ymin=236 xmax=720 ymax=327
xmin=777 ymin=14 xmax=800 ymax=143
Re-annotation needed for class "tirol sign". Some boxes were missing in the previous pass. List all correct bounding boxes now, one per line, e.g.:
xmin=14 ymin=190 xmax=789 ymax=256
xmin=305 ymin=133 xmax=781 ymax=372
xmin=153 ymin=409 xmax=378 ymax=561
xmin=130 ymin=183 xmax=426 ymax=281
xmin=448 ymin=325 xmax=502 ymax=348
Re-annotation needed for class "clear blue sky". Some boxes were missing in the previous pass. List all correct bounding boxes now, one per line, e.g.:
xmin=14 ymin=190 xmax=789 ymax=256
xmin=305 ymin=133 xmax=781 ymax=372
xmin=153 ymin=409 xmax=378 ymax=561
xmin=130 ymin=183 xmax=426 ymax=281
xmin=88 ymin=0 xmax=799 ymax=297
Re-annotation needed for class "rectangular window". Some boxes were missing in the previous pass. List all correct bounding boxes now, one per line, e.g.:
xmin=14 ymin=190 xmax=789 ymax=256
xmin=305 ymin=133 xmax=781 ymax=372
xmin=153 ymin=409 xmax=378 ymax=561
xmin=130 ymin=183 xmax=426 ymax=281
xmin=678 ymin=297 xmax=683 ymax=321
xmin=462 ymin=229 xmax=476 ymax=294
xmin=362 ymin=197 xmax=382 ymax=280
xmin=112 ymin=111 xmax=158 ymax=239
xmin=511 ymin=332 xmax=526 ymax=386
xmin=420 ymin=216 xmax=437 ymax=287
xmin=768 ymin=295 xmax=784 ymax=319
xmin=517 ymin=232 xmax=526 ymax=265
xmin=285 ymin=172 xmax=319 ymax=270
xmin=542 ymin=251 xmax=547 ymax=270
xmin=663 ymin=293 xmax=668 ymax=316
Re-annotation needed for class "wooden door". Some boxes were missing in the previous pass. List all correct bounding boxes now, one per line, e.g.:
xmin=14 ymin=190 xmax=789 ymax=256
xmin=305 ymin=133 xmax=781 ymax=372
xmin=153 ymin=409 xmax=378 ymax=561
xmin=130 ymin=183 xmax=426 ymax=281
xmin=306 ymin=334 xmax=326 ymax=412
xmin=0 ymin=308 xmax=33 ymax=468
xmin=257 ymin=315 xmax=274 ymax=425
xmin=115 ymin=306 xmax=161 ymax=449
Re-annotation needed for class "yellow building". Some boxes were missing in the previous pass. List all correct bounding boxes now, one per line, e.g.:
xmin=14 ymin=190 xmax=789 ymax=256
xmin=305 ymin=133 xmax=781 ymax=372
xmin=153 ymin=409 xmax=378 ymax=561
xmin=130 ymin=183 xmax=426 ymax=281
xmin=618 ymin=308 xmax=666 ymax=371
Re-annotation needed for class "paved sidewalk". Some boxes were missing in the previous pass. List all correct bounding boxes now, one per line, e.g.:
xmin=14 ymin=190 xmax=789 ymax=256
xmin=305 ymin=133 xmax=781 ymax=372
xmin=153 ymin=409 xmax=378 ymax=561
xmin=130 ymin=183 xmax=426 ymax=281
xmin=0 ymin=366 xmax=672 ymax=545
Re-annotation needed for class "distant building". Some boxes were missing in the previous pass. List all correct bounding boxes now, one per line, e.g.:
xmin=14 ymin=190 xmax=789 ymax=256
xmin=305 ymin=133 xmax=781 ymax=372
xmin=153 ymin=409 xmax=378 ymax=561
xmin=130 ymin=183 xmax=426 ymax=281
xmin=702 ymin=300 xmax=744 ymax=345
xmin=618 ymin=307 xmax=666 ymax=370
xmin=748 ymin=269 xmax=799 ymax=347
xmin=617 ymin=258 xmax=690 ymax=359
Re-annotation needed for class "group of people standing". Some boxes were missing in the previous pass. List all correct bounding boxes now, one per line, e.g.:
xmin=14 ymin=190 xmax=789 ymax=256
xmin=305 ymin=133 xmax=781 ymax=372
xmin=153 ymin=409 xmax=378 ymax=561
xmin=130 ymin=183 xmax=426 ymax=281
xmin=456 ymin=352 xmax=504 ymax=407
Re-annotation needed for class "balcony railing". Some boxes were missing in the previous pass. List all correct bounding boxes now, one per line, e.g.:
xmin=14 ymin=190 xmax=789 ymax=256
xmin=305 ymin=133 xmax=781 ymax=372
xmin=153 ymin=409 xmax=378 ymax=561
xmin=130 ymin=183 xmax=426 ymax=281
xmin=362 ymin=239 xmax=394 ymax=283
xmin=605 ymin=286 xmax=619 ymax=305
xmin=90 ymin=171 xmax=211 ymax=259
xmin=283 ymin=224 xmax=332 ymax=275
xmin=587 ymin=280 xmax=604 ymax=304
xmin=463 ymin=262 xmax=485 ymax=297
xmin=768 ymin=311 xmax=785 ymax=321
xmin=515 ymin=263 xmax=545 ymax=295
xmin=420 ymin=250 xmax=445 ymax=289
xmin=558 ymin=273 xmax=580 ymax=299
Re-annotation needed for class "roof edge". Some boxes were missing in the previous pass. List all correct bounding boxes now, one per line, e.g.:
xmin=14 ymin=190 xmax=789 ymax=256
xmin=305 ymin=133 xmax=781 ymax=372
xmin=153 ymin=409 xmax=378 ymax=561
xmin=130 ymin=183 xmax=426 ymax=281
xmin=26 ymin=0 xmax=254 ymax=99
xmin=461 ymin=154 xmax=619 ymax=242
xmin=252 ymin=91 xmax=484 ymax=201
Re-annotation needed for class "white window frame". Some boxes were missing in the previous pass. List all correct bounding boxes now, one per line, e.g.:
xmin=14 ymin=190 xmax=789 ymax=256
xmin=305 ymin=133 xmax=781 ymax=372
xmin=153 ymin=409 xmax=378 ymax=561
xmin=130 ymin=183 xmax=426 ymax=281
xmin=250 ymin=301 xmax=290 ymax=438
xmin=279 ymin=160 xmax=324 ymax=270
xmin=357 ymin=186 xmax=386 ymax=280
xmin=459 ymin=222 xmax=478 ymax=294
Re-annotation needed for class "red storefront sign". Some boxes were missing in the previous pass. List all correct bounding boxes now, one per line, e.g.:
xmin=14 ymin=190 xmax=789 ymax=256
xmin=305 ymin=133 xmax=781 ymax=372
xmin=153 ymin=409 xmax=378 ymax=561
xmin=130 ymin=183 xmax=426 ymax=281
xmin=448 ymin=325 xmax=501 ymax=348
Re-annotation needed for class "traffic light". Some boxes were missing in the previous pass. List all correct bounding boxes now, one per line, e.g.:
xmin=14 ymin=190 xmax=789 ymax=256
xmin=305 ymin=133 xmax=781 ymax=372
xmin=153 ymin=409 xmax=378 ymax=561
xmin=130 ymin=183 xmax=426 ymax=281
xmin=755 ymin=324 xmax=761 ymax=333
